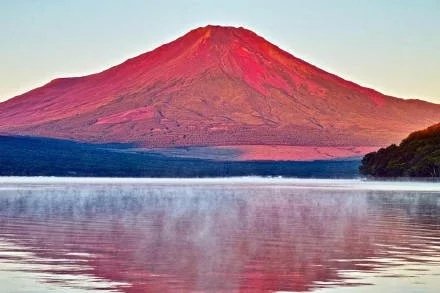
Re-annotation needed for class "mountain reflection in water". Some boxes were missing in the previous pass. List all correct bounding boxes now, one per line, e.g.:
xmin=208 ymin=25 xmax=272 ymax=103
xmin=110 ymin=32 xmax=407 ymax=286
xmin=0 ymin=179 xmax=439 ymax=292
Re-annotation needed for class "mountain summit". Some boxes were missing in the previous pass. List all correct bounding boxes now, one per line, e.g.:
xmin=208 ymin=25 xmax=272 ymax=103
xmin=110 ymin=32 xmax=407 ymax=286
xmin=0 ymin=25 xmax=439 ymax=160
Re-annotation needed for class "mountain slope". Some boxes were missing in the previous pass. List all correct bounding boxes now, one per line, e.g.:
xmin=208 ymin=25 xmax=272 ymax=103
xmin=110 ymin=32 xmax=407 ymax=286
xmin=0 ymin=25 xmax=439 ymax=159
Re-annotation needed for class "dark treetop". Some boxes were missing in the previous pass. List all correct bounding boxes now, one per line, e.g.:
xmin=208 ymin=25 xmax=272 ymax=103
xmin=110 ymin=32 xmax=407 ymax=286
xmin=360 ymin=122 xmax=440 ymax=177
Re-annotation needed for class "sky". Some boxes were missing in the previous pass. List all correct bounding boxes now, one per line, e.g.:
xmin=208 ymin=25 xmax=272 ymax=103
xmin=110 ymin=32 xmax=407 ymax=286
xmin=1 ymin=0 xmax=439 ymax=103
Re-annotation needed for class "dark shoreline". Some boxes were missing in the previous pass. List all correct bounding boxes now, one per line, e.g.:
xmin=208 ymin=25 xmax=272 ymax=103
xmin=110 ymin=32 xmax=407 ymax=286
xmin=0 ymin=136 xmax=360 ymax=178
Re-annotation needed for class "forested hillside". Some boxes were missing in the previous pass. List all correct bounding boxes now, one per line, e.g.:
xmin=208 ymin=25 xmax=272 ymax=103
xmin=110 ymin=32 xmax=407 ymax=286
xmin=360 ymin=123 xmax=440 ymax=177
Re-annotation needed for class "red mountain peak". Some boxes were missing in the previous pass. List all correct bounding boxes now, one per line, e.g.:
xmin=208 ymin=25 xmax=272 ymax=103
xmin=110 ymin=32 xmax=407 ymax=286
xmin=0 ymin=25 xmax=439 ymax=160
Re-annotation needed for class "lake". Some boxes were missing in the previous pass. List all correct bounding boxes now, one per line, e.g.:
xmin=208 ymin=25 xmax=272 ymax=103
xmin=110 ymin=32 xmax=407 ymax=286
xmin=0 ymin=177 xmax=439 ymax=292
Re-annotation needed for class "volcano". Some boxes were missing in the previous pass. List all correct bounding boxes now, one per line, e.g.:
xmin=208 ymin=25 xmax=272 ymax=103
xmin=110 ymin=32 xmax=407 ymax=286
xmin=0 ymin=25 xmax=439 ymax=160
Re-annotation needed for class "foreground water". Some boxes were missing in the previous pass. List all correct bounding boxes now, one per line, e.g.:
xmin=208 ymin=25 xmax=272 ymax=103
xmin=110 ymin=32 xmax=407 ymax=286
xmin=0 ymin=178 xmax=439 ymax=293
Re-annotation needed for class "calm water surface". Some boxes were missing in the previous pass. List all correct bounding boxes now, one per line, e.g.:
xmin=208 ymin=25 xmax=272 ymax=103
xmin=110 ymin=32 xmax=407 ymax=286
xmin=0 ymin=178 xmax=439 ymax=293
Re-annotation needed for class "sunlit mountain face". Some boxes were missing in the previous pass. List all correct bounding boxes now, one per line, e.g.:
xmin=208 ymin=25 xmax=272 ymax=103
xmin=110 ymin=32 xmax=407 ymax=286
xmin=0 ymin=180 xmax=439 ymax=292
xmin=0 ymin=25 xmax=439 ymax=161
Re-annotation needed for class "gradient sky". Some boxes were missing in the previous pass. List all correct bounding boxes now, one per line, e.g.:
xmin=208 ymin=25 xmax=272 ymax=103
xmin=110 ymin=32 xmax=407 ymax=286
xmin=1 ymin=0 xmax=439 ymax=103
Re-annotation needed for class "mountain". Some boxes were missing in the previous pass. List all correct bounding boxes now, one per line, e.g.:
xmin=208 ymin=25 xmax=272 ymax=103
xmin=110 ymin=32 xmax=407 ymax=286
xmin=360 ymin=123 xmax=440 ymax=177
xmin=0 ymin=25 xmax=439 ymax=160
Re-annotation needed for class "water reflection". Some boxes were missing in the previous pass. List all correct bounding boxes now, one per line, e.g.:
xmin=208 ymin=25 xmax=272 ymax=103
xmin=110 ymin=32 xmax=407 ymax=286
xmin=0 ymin=180 xmax=439 ymax=292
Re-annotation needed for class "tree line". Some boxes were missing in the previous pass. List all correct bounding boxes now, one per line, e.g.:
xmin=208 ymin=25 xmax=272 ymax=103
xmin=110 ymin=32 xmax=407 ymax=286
xmin=360 ymin=123 xmax=440 ymax=177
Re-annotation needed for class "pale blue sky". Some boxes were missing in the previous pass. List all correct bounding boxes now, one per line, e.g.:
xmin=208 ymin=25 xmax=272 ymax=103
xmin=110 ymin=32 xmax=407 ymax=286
xmin=1 ymin=0 xmax=439 ymax=103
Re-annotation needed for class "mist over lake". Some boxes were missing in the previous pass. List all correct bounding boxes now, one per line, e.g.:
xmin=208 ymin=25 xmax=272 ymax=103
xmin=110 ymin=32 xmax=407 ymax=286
xmin=0 ymin=178 xmax=439 ymax=292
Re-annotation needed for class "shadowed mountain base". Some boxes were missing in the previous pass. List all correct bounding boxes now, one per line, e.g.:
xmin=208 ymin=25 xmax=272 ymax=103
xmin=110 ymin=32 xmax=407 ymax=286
xmin=0 ymin=136 xmax=360 ymax=178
